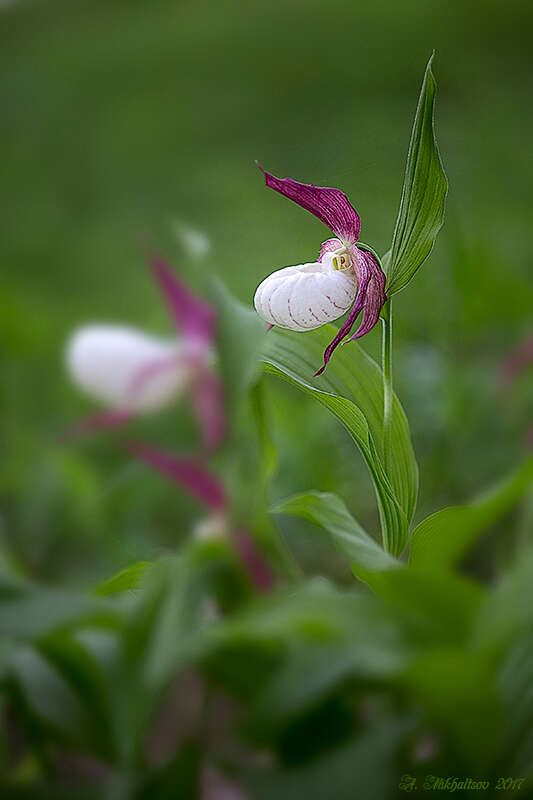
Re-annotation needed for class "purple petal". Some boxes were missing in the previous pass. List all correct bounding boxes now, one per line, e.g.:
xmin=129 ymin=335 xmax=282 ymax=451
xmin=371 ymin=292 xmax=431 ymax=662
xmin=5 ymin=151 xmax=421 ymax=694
xmin=126 ymin=441 xmax=228 ymax=511
xmin=314 ymin=249 xmax=386 ymax=376
xmin=318 ymin=238 xmax=344 ymax=261
xmin=150 ymin=253 xmax=216 ymax=345
xmin=233 ymin=529 xmax=274 ymax=593
xmin=501 ymin=336 xmax=533 ymax=384
xmin=258 ymin=165 xmax=361 ymax=244
xmin=61 ymin=409 xmax=133 ymax=441
xmin=191 ymin=366 xmax=227 ymax=452
xmin=346 ymin=255 xmax=387 ymax=342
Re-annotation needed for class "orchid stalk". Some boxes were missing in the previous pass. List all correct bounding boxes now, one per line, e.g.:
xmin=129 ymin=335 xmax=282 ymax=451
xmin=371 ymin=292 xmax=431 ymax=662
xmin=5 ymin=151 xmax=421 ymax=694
xmin=255 ymin=55 xmax=448 ymax=557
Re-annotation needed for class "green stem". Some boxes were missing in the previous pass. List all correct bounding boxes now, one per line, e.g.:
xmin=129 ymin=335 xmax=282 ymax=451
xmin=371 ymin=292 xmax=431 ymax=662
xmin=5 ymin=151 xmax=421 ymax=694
xmin=381 ymin=299 xmax=393 ymax=474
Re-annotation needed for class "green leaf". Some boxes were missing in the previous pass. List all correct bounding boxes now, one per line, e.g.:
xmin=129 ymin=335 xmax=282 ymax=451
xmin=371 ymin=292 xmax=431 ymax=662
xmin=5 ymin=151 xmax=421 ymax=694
xmin=243 ymin=719 xmax=409 ymax=800
xmin=410 ymin=457 xmax=533 ymax=569
xmin=402 ymin=648 xmax=503 ymax=766
xmin=362 ymin=567 xmax=484 ymax=645
xmin=210 ymin=277 xmax=267 ymax=408
xmin=273 ymin=491 xmax=400 ymax=576
xmin=261 ymin=326 xmax=416 ymax=556
xmin=386 ymin=53 xmax=448 ymax=295
xmin=0 ymin=581 xmax=122 ymax=640
xmin=94 ymin=562 xmax=152 ymax=596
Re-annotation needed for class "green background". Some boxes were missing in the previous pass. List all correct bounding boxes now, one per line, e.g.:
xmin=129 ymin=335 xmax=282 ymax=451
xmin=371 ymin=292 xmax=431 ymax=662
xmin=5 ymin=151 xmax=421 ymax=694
xmin=2 ymin=0 xmax=532 ymax=582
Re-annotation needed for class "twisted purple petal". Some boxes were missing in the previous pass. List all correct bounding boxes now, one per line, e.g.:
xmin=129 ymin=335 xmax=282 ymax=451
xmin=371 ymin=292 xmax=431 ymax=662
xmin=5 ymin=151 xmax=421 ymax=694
xmin=346 ymin=254 xmax=387 ymax=342
xmin=191 ymin=366 xmax=226 ymax=452
xmin=150 ymin=253 xmax=216 ymax=345
xmin=314 ymin=249 xmax=386 ymax=376
xmin=258 ymin=165 xmax=361 ymax=244
xmin=233 ymin=529 xmax=274 ymax=593
xmin=126 ymin=441 xmax=228 ymax=512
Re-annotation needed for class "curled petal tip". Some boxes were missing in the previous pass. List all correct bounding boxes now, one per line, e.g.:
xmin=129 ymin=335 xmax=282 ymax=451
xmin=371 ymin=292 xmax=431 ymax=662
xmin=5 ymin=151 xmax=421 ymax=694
xmin=255 ymin=159 xmax=266 ymax=175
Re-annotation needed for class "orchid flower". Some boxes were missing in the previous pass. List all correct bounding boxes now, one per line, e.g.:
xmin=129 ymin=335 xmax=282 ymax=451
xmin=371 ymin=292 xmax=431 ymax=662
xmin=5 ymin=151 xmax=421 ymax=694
xmin=253 ymin=166 xmax=387 ymax=375
xmin=65 ymin=254 xmax=225 ymax=451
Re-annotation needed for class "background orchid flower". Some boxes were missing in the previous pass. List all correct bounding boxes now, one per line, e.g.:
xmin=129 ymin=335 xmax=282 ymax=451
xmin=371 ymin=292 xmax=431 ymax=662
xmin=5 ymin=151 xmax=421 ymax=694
xmin=253 ymin=166 xmax=387 ymax=375
xmin=65 ymin=254 xmax=225 ymax=451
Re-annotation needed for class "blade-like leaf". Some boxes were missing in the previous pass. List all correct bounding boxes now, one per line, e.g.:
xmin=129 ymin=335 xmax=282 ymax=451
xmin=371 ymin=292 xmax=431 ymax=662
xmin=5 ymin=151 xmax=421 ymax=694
xmin=273 ymin=491 xmax=400 ymax=575
xmin=410 ymin=458 xmax=533 ymax=569
xmin=261 ymin=326 xmax=415 ymax=556
xmin=262 ymin=326 xmax=417 ymax=522
xmin=210 ymin=277 xmax=267 ymax=409
xmin=94 ymin=562 xmax=152 ymax=596
xmin=386 ymin=53 xmax=448 ymax=295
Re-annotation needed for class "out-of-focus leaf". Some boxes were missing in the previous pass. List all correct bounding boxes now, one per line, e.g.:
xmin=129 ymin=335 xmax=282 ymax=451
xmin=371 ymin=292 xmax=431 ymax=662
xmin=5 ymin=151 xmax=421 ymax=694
xmin=273 ymin=491 xmax=400 ymax=575
xmin=137 ymin=739 xmax=203 ymax=799
xmin=94 ymin=562 xmax=152 ymax=596
xmin=0 ymin=581 xmax=122 ymax=640
xmin=402 ymin=648 xmax=503 ymax=766
xmin=37 ymin=632 xmax=116 ymax=758
xmin=210 ymin=277 xmax=267 ymax=409
xmin=386 ymin=53 xmax=448 ymax=295
xmin=410 ymin=458 xmax=533 ymax=569
xmin=244 ymin=637 xmax=409 ymax=740
xmin=8 ymin=645 xmax=94 ymax=746
xmin=262 ymin=328 xmax=410 ymax=556
xmin=499 ymin=632 xmax=533 ymax=778
xmin=474 ymin=545 xmax=533 ymax=648
xmin=243 ymin=718 xmax=409 ymax=800
xmin=363 ymin=567 xmax=483 ymax=644
xmin=262 ymin=325 xmax=418 ymax=524
xmin=110 ymin=542 xmax=234 ymax=764
xmin=0 ymin=785 xmax=95 ymax=799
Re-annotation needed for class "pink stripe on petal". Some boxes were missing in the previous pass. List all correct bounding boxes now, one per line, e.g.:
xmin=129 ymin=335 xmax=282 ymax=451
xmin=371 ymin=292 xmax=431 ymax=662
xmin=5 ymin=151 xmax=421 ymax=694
xmin=233 ymin=529 xmax=274 ymax=593
xmin=258 ymin=165 xmax=360 ymax=244
xmin=126 ymin=441 xmax=228 ymax=511
xmin=150 ymin=253 xmax=216 ymax=345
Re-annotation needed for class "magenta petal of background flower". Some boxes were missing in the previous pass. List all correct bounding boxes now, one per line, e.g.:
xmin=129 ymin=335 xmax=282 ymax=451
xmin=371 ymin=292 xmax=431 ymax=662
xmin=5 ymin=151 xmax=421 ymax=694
xmin=61 ymin=409 xmax=133 ymax=441
xmin=191 ymin=367 xmax=226 ymax=452
xmin=258 ymin=165 xmax=361 ymax=244
xmin=501 ymin=335 xmax=533 ymax=384
xmin=233 ymin=529 xmax=274 ymax=593
xmin=150 ymin=253 xmax=216 ymax=345
xmin=126 ymin=441 xmax=228 ymax=511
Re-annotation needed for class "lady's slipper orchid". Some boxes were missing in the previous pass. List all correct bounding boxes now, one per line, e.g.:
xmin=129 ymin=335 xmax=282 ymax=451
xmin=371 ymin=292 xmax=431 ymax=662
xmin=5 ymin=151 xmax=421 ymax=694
xmin=65 ymin=255 xmax=225 ymax=451
xmin=254 ymin=167 xmax=387 ymax=375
